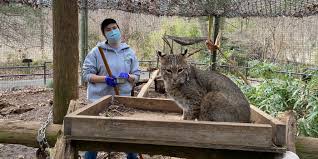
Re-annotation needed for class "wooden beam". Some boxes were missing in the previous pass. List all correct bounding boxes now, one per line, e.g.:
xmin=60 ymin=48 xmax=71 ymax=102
xmin=115 ymin=96 xmax=182 ymax=113
xmin=70 ymin=95 xmax=112 ymax=116
xmin=250 ymin=105 xmax=286 ymax=147
xmin=74 ymin=140 xmax=279 ymax=159
xmin=137 ymin=69 xmax=160 ymax=98
xmin=64 ymin=115 xmax=280 ymax=153
xmin=0 ymin=119 xmax=61 ymax=148
xmin=53 ymin=0 xmax=79 ymax=124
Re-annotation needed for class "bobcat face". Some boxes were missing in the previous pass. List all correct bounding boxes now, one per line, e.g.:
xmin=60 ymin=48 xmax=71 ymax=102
xmin=157 ymin=50 xmax=190 ymax=89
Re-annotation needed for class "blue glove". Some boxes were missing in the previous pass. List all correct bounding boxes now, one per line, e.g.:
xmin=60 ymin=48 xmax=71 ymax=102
xmin=105 ymin=76 xmax=117 ymax=87
xmin=118 ymin=72 xmax=129 ymax=79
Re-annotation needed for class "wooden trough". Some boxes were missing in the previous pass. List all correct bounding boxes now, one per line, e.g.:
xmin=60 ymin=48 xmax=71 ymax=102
xmin=64 ymin=95 xmax=286 ymax=158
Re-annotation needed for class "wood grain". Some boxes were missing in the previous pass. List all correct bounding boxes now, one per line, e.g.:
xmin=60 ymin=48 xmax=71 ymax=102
xmin=53 ymin=0 xmax=79 ymax=124
xmin=65 ymin=115 xmax=277 ymax=152
xmin=137 ymin=69 xmax=160 ymax=98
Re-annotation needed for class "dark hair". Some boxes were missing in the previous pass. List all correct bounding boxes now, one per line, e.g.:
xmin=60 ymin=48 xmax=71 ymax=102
xmin=101 ymin=18 xmax=119 ymax=36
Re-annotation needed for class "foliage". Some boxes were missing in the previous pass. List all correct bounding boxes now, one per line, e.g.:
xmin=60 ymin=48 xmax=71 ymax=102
xmin=232 ymin=74 xmax=318 ymax=137
xmin=247 ymin=60 xmax=281 ymax=79
xmin=128 ymin=18 xmax=202 ymax=60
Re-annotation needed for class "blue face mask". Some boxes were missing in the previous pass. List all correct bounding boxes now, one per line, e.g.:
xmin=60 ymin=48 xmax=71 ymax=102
xmin=105 ymin=28 xmax=121 ymax=44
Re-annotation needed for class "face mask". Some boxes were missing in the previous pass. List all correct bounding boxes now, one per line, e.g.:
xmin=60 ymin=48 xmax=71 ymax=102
xmin=105 ymin=28 xmax=121 ymax=44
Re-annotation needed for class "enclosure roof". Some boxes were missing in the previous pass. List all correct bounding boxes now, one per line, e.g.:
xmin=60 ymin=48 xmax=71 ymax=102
xmin=6 ymin=0 xmax=318 ymax=17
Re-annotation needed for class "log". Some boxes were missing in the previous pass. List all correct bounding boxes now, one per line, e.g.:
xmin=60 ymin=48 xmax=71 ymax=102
xmin=0 ymin=119 xmax=61 ymax=148
xmin=296 ymin=137 xmax=318 ymax=159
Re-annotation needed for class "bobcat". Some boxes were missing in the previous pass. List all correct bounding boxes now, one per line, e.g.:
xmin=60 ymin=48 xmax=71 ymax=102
xmin=157 ymin=50 xmax=250 ymax=122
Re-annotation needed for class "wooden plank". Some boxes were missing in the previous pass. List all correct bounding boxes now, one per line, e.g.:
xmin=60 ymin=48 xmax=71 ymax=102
xmin=64 ymin=115 xmax=275 ymax=152
xmin=250 ymin=105 xmax=272 ymax=124
xmin=0 ymin=119 xmax=61 ymax=148
xmin=74 ymin=140 xmax=280 ymax=159
xmin=137 ymin=69 xmax=160 ymax=98
xmin=115 ymin=96 xmax=182 ymax=113
xmin=68 ymin=95 xmax=112 ymax=116
xmin=250 ymin=105 xmax=286 ymax=147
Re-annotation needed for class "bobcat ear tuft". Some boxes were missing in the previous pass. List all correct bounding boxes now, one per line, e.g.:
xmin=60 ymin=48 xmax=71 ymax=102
xmin=181 ymin=49 xmax=188 ymax=56
xmin=157 ymin=51 xmax=166 ymax=57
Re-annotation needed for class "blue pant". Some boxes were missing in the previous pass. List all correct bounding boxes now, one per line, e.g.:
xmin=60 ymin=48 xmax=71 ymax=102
xmin=84 ymin=151 xmax=138 ymax=159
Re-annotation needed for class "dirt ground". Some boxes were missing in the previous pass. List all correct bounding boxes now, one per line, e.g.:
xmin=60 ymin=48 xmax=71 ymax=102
xmin=0 ymin=84 xmax=183 ymax=159
xmin=0 ymin=86 xmax=88 ymax=159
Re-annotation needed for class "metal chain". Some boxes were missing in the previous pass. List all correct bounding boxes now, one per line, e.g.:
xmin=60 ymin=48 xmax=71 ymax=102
xmin=36 ymin=108 xmax=53 ymax=158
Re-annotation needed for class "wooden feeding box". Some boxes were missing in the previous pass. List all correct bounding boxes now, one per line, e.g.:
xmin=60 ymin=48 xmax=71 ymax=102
xmin=64 ymin=95 xmax=286 ymax=158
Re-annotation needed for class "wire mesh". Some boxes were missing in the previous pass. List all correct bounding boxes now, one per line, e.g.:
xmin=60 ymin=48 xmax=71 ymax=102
xmin=4 ymin=0 xmax=318 ymax=17
xmin=0 ymin=2 xmax=318 ymax=90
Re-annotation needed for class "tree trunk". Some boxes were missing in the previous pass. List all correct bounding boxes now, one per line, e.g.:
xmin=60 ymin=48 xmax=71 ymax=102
xmin=52 ymin=0 xmax=79 ymax=124
xmin=0 ymin=119 xmax=61 ymax=148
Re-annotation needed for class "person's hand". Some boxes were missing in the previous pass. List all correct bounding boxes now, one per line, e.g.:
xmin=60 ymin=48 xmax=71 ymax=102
xmin=118 ymin=72 xmax=129 ymax=79
xmin=105 ymin=76 xmax=118 ymax=87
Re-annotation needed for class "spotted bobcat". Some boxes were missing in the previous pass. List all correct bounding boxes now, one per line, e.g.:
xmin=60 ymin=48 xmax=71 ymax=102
xmin=158 ymin=50 xmax=250 ymax=122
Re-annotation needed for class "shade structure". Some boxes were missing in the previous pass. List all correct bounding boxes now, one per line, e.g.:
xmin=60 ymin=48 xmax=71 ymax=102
xmin=6 ymin=0 xmax=318 ymax=18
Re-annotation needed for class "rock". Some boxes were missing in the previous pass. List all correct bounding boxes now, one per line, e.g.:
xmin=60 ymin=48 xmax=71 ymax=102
xmin=39 ymin=103 xmax=46 ymax=107
xmin=17 ymin=155 xmax=24 ymax=159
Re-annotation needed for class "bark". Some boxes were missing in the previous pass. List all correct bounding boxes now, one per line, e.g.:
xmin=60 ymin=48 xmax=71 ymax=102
xmin=53 ymin=0 xmax=79 ymax=124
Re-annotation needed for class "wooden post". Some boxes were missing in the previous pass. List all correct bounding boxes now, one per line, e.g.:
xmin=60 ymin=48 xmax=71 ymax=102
xmin=211 ymin=16 xmax=220 ymax=71
xmin=277 ymin=111 xmax=296 ymax=152
xmin=39 ymin=0 xmax=45 ymax=59
xmin=53 ymin=0 xmax=79 ymax=124
xmin=52 ymin=100 xmax=79 ymax=159
xmin=80 ymin=0 xmax=88 ymax=86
